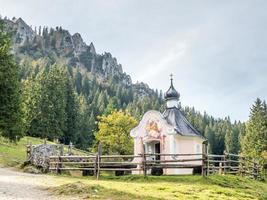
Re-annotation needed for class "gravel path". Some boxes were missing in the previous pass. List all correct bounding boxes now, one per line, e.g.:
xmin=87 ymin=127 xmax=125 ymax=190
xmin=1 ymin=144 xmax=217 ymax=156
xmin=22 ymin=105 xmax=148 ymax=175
xmin=0 ymin=168 xmax=65 ymax=200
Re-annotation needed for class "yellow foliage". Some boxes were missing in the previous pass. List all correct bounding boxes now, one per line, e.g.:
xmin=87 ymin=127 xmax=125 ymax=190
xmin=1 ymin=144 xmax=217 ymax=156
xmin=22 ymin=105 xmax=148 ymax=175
xmin=95 ymin=111 xmax=137 ymax=155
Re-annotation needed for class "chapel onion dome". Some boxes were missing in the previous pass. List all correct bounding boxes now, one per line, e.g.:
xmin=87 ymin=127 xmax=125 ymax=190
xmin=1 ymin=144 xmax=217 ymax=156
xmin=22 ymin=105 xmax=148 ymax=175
xmin=164 ymin=76 xmax=180 ymax=101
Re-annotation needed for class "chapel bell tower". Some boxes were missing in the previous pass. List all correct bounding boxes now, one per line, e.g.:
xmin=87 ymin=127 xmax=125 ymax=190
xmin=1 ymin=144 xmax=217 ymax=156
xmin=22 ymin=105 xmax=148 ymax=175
xmin=164 ymin=74 xmax=180 ymax=109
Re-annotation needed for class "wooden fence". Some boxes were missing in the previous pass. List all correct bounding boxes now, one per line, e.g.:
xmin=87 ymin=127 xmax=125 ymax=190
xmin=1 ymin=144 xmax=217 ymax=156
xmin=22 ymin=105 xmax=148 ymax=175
xmin=26 ymin=142 xmax=261 ymax=179
xmin=48 ymin=151 xmax=261 ymax=180
xmin=207 ymin=152 xmax=261 ymax=179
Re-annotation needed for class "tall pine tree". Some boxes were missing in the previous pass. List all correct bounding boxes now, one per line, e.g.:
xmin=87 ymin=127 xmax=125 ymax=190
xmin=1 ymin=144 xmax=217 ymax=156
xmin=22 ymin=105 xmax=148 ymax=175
xmin=241 ymin=98 xmax=267 ymax=160
xmin=61 ymin=73 xmax=78 ymax=144
xmin=0 ymin=20 xmax=23 ymax=141
xmin=32 ymin=65 xmax=67 ymax=140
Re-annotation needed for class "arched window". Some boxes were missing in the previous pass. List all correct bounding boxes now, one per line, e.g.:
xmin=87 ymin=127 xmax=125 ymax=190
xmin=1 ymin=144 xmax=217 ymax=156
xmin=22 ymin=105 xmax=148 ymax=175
xmin=173 ymin=137 xmax=176 ymax=153
xmin=170 ymin=135 xmax=177 ymax=154
xmin=196 ymin=144 xmax=201 ymax=153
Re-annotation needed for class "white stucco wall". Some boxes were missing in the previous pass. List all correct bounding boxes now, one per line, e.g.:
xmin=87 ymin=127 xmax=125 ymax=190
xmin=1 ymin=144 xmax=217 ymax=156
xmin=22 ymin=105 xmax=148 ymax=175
xmin=166 ymin=135 xmax=203 ymax=174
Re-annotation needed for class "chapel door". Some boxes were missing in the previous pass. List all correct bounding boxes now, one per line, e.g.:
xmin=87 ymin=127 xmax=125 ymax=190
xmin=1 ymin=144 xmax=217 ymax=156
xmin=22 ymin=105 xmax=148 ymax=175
xmin=155 ymin=142 xmax=160 ymax=160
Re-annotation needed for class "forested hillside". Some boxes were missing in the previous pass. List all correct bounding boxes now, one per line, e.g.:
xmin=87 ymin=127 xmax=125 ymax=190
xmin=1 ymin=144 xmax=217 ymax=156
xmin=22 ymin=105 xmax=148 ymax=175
xmin=0 ymin=16 xmax=247 ymax=154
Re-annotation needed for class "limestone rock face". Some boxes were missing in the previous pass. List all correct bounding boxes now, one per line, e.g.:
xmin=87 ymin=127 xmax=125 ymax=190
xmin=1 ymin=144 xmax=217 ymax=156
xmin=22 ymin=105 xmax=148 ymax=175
xmin=53 ymin=29 xmax=74 ymax=56
xmin=133 ymin=82 xmax=154 ymax=98
xmin=14 ymin=18 xmax=35 ymax=43
xmin=4 ymin=17 xmax=35 ymax=52
xmin=89 ymin=42 xmax=96 ymax=54
xmin=102 ymin=52 xmax=122 ymax=77
xmin=122 ymin=74 xmax=132 ymax=86
xmin=72 ymin=33 xmax=87 ymax=55
xmin=30 ymin=144 xmax=59 ymax=169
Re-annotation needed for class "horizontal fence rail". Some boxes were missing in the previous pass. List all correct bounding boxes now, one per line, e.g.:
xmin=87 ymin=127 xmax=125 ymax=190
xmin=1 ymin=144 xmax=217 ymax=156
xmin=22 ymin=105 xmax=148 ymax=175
xmin=24 ymin=142 xmax=261 ymax=180
xmin=207 ymin=152 xmax=261 ymax=179
xmin=47 ymin=151 xmax=262 ymax=180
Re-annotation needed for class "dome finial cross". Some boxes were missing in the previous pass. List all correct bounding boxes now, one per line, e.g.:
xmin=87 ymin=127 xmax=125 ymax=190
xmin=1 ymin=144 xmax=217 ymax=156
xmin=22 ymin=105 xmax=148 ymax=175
xmin=170 ymin=74 xmax=173 ymax=86
xmin=165 ymin=73 xmax=180 ymax=106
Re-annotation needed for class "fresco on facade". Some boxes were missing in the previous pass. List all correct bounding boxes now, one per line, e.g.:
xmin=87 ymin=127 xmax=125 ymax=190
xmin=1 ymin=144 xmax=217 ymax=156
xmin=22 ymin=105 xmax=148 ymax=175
xmin=130 ymin=110 xmax=173 ymax=140
xmin=144 ymin=119 xmax=162 ymax=139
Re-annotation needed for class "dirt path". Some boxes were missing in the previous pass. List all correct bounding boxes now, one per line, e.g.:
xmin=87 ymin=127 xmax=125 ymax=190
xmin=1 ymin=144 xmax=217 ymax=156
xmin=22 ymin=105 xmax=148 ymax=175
xmin=0 ymin=168 xmax=68 ymax=200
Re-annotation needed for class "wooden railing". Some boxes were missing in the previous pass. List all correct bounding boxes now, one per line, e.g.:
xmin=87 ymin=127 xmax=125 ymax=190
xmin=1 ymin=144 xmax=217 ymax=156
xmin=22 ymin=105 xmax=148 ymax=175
xmin=26 ymin=142 xmax=261 ymax=179
xmin=49 ymin=154 xmax=143 ymax=179
xmin=207 ymin=152 xmax=261 ymax=179
xmin=49 ymin=152 xmax=206 ymax=179
xmin=48 ymin=151 xmax=262 ymax=180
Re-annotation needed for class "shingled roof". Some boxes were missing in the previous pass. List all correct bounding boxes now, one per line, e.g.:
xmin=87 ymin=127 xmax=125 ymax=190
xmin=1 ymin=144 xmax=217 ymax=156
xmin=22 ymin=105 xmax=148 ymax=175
xmin=162 ymin=107 xmax=203 ymax=137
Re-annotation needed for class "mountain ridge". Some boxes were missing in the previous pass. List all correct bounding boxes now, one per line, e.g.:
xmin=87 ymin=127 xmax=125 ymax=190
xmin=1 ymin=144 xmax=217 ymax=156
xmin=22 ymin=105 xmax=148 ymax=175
xmin=3 ymin=16 xmax=157 ymax=98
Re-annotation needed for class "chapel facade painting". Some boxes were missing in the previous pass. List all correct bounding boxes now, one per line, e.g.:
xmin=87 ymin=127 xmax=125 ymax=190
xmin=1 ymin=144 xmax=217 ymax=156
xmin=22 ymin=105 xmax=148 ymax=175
xmin=130 ymin=76 xmax=206 ymax=175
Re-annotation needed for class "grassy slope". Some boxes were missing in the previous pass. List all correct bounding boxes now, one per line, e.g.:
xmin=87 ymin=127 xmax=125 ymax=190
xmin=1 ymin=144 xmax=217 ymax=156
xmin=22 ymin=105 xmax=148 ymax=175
xmin=0 ymin=136 xmax=266 ymax=199
xmin=0 ymin=136 xmax=85 ymax=167
xmin=0 ymin=136 xmax=50 ymax=167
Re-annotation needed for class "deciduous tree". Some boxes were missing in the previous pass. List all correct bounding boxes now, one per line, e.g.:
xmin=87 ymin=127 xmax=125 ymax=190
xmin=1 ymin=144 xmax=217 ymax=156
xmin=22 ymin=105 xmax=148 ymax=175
xmin=95 ymin=111 xmax=137 ymax=155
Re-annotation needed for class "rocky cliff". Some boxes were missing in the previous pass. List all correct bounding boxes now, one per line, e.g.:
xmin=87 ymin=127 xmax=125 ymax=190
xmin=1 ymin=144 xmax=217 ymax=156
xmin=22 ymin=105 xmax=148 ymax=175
xmin=2 ymin=16 xmax=158 ymax=98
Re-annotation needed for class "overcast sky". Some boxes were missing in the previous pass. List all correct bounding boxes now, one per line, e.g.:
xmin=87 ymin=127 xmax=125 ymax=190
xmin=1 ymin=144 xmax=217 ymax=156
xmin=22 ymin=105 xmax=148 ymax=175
xmin=1 ymin=0 xmax=267 ymax=121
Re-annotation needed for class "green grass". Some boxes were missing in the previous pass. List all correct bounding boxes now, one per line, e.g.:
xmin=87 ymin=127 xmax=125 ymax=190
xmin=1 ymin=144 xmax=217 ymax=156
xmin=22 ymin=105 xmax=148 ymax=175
xmin=49 ymin=174 xmax=267 ymax=200
xmin=50 ymin=181 xmax=162 ymax=200
xmin=0 ymin=136 xmax=266 ymax=199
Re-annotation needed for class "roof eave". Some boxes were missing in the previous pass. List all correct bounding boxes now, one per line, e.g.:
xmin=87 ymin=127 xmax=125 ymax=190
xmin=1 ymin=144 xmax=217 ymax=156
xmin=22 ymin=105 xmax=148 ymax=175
xmin=174 ymin=128 xmax=205 ymax=139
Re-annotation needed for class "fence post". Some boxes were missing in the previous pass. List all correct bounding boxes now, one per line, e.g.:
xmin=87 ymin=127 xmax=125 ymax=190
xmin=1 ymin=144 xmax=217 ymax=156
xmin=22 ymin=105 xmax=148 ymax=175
xmin=56 ymin=156 xmax=59 ymax=174
xmin=94 ymin=153 xmax=98 ymax=178
xmin=142 ymin=144 xmax=147 ymax=177
xmin=253 ymin=159 xmax=257 ymax=180
xmin=201 ymin=141 xmax=207 ymax=177
xmin=223 ymin=151 xmax=227 ymax=175
xmin=207 ymin=144 xmax=210 ymax=176
xmin=143 ymin=153 xmax=147 ymax=177
xmin=68 ymin=141 xmax=72 ymax=155
xmin=256 ymin=161 xmax=259 ymax=179
xmin=239 ymin=155 xmax=244 ymax=177
xmin=57 ymin=144 xmax=64 ymax=174
xmin=96 ymin=143 xmax=102 ymax=180
xmin=219 ymin=162 xmax=222 ymax=175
